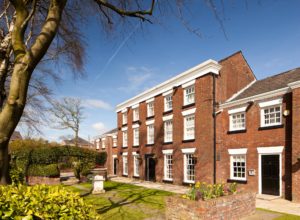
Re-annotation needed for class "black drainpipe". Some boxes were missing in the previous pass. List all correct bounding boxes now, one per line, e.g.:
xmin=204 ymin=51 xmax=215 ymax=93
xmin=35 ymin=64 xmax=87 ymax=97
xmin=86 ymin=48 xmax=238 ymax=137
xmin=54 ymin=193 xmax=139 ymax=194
xmin=213 ymin=73 xmax=217 ymax=184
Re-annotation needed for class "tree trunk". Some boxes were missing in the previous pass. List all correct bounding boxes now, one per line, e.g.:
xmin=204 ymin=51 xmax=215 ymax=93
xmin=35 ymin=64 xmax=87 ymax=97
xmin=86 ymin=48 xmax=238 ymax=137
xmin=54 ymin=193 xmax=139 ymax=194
xmin=75 ymin=129 xmax=79 ymax=147
xmin=0 ymin=140 xmax=10 ymax=184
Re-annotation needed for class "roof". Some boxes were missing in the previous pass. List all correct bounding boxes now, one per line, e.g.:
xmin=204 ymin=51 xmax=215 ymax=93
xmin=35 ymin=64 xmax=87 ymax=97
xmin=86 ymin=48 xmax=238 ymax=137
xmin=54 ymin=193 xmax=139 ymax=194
xmin=63 ymin=137 xmax=91 ymax=145
xmin=11 ymin=131 xmax=22 ymax=141
xmin=94 ymin=128 xmax=118 ymax=140
xmin=231 ymin=67 xmax=300 ymax=101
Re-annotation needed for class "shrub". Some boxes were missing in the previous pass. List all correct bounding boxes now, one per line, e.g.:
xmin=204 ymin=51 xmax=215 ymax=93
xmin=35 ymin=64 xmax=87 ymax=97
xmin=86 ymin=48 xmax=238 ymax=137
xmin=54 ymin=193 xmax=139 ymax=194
xmin=28 ymin=164 xmax=60 ymax=177
xmin=95 ymin=152 xmax=107 ymax=166
xmin=0 ymin=184 xmax=100 ymax=219
xmin=183 ymin=182 xmax=238 ymax=201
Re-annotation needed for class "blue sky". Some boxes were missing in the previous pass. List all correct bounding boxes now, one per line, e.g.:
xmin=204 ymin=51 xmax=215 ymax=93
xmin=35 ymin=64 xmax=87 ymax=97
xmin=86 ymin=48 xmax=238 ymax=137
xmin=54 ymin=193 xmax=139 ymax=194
xmin=32 ymin=0 xmax=300 ymax=142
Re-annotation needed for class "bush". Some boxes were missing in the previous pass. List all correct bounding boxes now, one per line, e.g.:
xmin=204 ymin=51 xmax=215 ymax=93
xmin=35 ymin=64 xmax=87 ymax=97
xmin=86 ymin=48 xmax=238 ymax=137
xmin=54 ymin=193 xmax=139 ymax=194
xmin=95 ymin=152 xmax=107 ymax=166
xmin=0 ymin=184 xmax=100 ymax=219
xmin=28 ymin=164 xmax=60 ymax=177
xmin=183 ymin=182 xmax=238 ymax=201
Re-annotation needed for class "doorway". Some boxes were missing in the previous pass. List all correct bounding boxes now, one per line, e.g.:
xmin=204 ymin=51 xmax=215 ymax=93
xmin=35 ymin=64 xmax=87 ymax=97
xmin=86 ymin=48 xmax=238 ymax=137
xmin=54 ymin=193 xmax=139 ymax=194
xmin=113 ymin=157 xmax=118 ymax=175
xmin=145 ymin=154 xmax=156 ymax=181
xmin=261 ymin=155 xmax=280 ymax=196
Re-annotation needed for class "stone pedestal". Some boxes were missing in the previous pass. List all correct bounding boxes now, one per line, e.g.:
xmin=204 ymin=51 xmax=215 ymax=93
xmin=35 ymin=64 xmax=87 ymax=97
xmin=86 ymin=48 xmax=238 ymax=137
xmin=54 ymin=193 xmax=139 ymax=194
xmin=92 ymin=175 xmax=105 ymax=194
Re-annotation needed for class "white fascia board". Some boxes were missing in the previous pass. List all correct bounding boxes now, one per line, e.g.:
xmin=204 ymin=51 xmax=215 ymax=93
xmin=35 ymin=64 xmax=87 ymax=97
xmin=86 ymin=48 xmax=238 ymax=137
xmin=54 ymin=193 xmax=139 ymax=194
xmin=181 ymin=148 xmax=196 ymax=154
xmin=132 ymin=103 xmax=139 ymax=109
xmin=163 ymin=90 xmax=173 ymax=96
xmin=226 ymin=80 xmax=257 ymax=102
xmin=146 ymin=119 xmax=155 ymax=125
xmin=163 ymin=114 xmax=173 ymax=121
xmin=288 ymin=80 xmax=300 ymax=89
xmin=228 ymin=105 xmax=248 ymax=115
xmin=121 ymin=108 xmax=127 ymax=113
xmin=162 ymin=149 xmax=174 ymax=154
xmin=182 ymin=80 xmax=195 ymax=89
xmin=132 ymin=123 xmax=140 ymax=128
xmin=258 ymin=98 xmax=282 ymax=108
xmin=257 ymin=146 xmax=284 ymax=154
xmin=146 ymin=98 xmax=154 ymax=103
xmin=121 ymin=126 xmax=128 ymax=131
xmin=132 ymin=151 xmax=139 ymax=155
xmin=182 ymin=108 xmax=196 ymax=116
xmin=122 ymin=152 xmax=128 ymax=156
xmin=219 ymin=87 xmax=290 ymax=109
xmin=116 ymin=59 xmax=221 ymax=112
xmin=228 ymin=148 xmax=248 ymax=155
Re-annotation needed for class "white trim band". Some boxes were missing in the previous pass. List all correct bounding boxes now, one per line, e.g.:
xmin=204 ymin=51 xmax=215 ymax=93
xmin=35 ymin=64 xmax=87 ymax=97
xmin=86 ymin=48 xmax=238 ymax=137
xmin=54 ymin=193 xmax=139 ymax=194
xmin=259 ymin=98 xmax=282 ymax=108
xmin=121 ymin=108 xmax=127 ymax=113
xmin=288 ymin=80 xmax=300 ymax=89
xmin=163 ymin=90 xmax=173 ymax=96
xmin=146 ymin=119 xmax=155 ymax=125
xmin=228 ymin=148 xmax=248 ymax=155
xmin=121 ymin=127 xmax=128 ymax=131
xmin=182 ymin=108 xmax=196 ymax=116
xmin=182 ymin=80 xmax=195 ymax=88
xmin=132 ymin=123 xmax=140 ymax=128
xmin=257 ymin=146 xmax=284 ymax=154
xmin=162 ymin=149 xmax=174 ymax=154
xmin=122 ymin=152 xmax=128 ymax=156
xmin=132 ymin=152 xmax=139 ymax=155
xmin=163 ymin=114 xmax=173 ymax=121
xmin=132 ymin=104 xmax=139 ymax=109
xmin=228 ymin=106 xmax=248 ymax=115
xmin=181 ymin=148 xmax=196 ymax=154
xmin=112 ymin=155 xmax=117 ymax=158
xmin=146 ymin=98 xmax=154 ymax=103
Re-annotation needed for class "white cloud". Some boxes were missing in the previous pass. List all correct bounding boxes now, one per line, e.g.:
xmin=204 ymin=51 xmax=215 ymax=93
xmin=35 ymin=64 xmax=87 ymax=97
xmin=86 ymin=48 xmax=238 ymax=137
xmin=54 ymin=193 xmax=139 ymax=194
xmin=118 ymin=66 xmax=156 ymax=93
xmin=92 ymin=122 xmax=107 ymax=134
xmin=84 ymin=99 xmax=112 ymax=110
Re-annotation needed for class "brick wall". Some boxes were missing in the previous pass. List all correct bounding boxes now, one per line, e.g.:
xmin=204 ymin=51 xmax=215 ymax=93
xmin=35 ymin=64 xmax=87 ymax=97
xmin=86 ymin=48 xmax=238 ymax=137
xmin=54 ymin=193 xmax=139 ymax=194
xmin=165 ymin=192 xmax=256 ymax=220
xmin=27 ymin=176 xmax=60 ymax=185
xmin=292 ymin=87 xmax=300 ymax=202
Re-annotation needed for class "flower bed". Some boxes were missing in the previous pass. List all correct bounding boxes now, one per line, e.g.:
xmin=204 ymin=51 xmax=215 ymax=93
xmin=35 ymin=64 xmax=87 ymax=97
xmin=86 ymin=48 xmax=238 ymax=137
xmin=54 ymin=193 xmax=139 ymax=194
xmin=165 ymin=182 xmax=256 ymax=220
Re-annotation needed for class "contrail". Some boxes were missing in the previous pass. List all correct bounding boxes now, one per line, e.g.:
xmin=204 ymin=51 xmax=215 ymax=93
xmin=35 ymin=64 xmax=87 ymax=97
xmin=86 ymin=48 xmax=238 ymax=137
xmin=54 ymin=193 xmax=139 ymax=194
xmin=94 ymin=23 xmax=140 ymax=81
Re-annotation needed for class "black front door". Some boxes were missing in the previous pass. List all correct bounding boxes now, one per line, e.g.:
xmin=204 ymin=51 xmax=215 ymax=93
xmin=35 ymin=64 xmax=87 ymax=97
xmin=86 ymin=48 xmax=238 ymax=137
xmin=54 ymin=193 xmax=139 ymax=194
xmin=113 ymin=158 xmax=118 ymax=175
xmin=145 ymin=155 xmax=156 ymax=181
xmin=261 ymin=155 xmax=280 ymax=196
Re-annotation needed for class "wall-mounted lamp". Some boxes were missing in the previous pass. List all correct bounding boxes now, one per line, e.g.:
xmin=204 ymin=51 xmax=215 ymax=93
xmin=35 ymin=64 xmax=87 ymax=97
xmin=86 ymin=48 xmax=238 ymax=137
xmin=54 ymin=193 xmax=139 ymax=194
xmin=283 ymin=109 xmax=290 ymax=117
xmin=297 ymin=155 xmax=300 ymax=161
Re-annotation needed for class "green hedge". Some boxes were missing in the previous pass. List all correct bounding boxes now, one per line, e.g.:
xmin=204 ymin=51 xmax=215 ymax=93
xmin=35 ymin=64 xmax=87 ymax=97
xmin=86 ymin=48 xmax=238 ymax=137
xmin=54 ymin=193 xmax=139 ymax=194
xmin=28 ymin=164 xmax=60 ymax=177
xmin=0 ymin=184 xmax=100 ymax=219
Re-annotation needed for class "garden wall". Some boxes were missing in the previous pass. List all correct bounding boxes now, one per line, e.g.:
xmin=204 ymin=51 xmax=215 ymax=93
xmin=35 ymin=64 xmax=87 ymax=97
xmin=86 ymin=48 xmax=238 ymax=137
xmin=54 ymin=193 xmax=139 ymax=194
xmin=165 ymin=192 xmax=256 ymax=220
xmin=27 ymin=176 xmax=60 ymax=185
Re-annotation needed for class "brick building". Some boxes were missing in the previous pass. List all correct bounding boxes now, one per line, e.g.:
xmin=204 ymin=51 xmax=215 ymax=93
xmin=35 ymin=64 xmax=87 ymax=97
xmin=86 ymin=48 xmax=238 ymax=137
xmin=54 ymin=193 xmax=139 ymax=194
xmin=93 ymin=128 xmax=118 ymax=176
xmin=114 ymin=51 xmax=300 ymax=202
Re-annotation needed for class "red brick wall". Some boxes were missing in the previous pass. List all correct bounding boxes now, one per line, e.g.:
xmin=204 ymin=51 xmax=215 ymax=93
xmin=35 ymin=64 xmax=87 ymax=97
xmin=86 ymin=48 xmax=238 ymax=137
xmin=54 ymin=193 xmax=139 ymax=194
xmin=292 ymin=87 xmax=300 ymax=202
xmin=216 ymin=94 xmax=292 ymax=199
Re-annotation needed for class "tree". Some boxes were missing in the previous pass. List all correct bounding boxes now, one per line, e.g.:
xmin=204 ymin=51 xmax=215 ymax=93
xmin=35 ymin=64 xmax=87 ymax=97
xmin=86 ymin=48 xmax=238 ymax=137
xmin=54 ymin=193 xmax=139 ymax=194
xmin=50 ymin=97 xmax=84 ymax=147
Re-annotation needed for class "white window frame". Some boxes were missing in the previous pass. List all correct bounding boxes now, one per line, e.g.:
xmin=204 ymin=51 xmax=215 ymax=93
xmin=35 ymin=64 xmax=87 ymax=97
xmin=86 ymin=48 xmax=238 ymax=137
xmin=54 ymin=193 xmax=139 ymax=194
xmin=122 ymin=154 xmax=128 ymax=175
xmin=147 ymin=124 xmax=154 ymax=144
xmin=229 ymin=113 xmax=246 ymax=131
xmin=122 ymin=131 xmax=128 ymax=147
xmin=133 ymin=127 xmax=139 ymax=146
xmin=181 ymin=148 xmax=196 ymax=183
xmin=183 ymin=114 xmax=195 ymax=140
xmin=96 ymin=139 xmax=100 ymax=150
xmin=228 ymin=148 xmax=247 ymax=181
xmin=133 ymin=152 xmax=140 ymax=177
xmin=164 ymin=120 xmax=173 ymax=143
xmin=183 ymin=84 xmax=195 ymax=106
xmin=164 ymin=94 xmax=173 ymax=112
xmin=260 ymin=105 xmax=282 ymax=127
xmin=147 ymin=101 xmax=154 ymax=117
xmin=133 ymin=107 xmax=139 ymax=121
xmin=113 ymin=136 xmax=117 ymax=147
xmin=101 ymin=138 xmax=106 ymax=148
xmin=163 ymin=149 xmax=173 ymax=181
xmin=122 ymin=111 xmax=127 ymax=125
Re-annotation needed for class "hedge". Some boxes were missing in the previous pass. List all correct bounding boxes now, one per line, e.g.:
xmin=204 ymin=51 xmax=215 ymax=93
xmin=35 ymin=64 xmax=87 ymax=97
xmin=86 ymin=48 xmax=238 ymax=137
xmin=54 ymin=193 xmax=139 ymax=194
xmin=28 ymin=164 xmax=60 ymax=177
xmin=0 ymin=184 xmax=100 ymax=219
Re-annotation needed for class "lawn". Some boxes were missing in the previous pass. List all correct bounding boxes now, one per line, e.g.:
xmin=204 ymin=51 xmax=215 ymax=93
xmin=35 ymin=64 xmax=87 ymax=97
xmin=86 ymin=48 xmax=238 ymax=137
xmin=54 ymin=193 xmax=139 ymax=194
xmin=256 ymin=208 xmax=300 ymax=220
xmin=66 ymin=181 xmax=174 ymax=220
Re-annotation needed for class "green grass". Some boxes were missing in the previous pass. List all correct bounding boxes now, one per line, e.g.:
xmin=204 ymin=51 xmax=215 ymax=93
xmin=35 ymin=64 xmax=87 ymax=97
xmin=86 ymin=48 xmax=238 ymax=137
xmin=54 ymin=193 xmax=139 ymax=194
xmin=257 ymin=208 xmax=300 ymax=220
xmin=66 ymin=181 xmax=174 ymax=220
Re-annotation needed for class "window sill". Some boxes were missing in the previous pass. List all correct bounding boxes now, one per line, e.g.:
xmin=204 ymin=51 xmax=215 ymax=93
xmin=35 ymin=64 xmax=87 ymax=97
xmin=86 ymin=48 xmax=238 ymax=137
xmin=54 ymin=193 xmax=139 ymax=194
xmin=163 ymin=142 xmax=173 ymax=145
xmin=163 ymin=179 xmax=173 ymax=183
xmin=122 ymin=124 xmax=128 ymax=127
xmin=122 ymin=174 xmax=128 ymax=177
xmin=133 ymin=175 xmax=140 ymax=179
xmin=227 ymin=129 xmax=247 ymax=134
xmin=132 ymin=145 xmax=139 ymax=148
xmin=182 ymin=103 xmax=195 ymax=109
xmin=146 ymin=143 xmax=154 ymax=147
xmin=227 ymin=179 xmax=247 ymax=184
xmin=182 ymin=139 xmax=195 ymax=143
xmin=146 ymin=116 xmax=155 ymax=120
xmin=182 ymin=181 xmax=195 ymax=186
xmin=163 ymin=110 xmax=173 ymax=115
xmin=258 ymin=124 xmax=284 ymax=130
xmin=122 ymin=146 xmax=128 ymax=149
xmin=132 ymin=120 xmax=141 ymax=124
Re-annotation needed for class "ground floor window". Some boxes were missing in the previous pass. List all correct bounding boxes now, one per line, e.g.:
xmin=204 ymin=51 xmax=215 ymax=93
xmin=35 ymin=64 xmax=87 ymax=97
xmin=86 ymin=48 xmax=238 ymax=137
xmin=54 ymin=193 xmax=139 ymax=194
xmin=230 ymin=155 xmax=246 ymax=181
xmin=123 ymin=155 xmax=128 ymax=175
xmin=133 ymin=154 xmax=139 ymax=177
xmin=184 ymin=153 xmax=196 ymax=183
xmin=164 ymin=154 xmax=173 ymax=181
